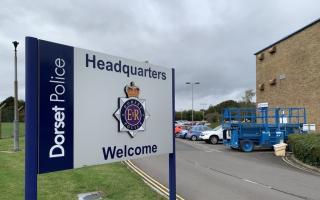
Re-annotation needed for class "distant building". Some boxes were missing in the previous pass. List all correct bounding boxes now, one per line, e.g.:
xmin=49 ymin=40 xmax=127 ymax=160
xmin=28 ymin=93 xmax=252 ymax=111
xmin=255 ymin=18 xmax=320 ymax=130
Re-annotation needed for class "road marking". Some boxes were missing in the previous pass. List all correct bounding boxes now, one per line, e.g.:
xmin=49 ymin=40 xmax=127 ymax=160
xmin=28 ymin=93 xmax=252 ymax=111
xmin=243 ymin=179 xmax=258 ymax=184
xmin=177 ymin=139 xmax=222 ymax=153
xmin=124 ymin=160 xmax=169 ymax=197
xmin=124 ymin=160 xmax=185 ymax=200
xmin=184 ymin=158 xmax=310 ymax=200
xmin=205 ymin=149 xmax=222 ymax=153
xmin=242 ymin=179 xmax=272 ymax=189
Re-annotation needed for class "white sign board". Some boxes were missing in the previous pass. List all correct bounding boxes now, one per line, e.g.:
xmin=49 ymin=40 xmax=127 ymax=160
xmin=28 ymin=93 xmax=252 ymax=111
xmin=303 ymin=124 xmax=316 ymax=132
xmin=257 ymin=102 xmax=268 ymax=108
xmin=37 ymin=40 xmax=174 ymax=173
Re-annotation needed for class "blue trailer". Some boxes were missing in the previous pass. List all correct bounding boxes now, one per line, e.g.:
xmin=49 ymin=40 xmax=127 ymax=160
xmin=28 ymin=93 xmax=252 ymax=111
xmin=222 ymin=107 xmax=306 ymax=152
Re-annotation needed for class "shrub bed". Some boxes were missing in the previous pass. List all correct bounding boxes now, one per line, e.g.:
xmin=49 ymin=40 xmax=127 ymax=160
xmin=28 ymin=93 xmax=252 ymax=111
xmin=288 ymin=133 xmax=320 ymax=167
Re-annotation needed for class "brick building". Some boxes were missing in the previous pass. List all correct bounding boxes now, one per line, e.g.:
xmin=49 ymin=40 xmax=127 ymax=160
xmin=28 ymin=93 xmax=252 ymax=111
xmin=255 ymin=18 xmax=320 ymax=130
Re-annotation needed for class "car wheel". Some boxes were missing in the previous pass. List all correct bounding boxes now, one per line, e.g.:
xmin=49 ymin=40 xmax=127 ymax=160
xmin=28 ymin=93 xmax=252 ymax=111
xmin=191 ymin=135 xmax=197 ymax=141
xmin=209 ymin=136 xmax=219 ymax=144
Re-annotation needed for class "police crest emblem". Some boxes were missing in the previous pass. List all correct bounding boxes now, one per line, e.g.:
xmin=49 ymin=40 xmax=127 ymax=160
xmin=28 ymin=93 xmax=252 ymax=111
xmin=114 ymin=82 xmax=150 ymax=137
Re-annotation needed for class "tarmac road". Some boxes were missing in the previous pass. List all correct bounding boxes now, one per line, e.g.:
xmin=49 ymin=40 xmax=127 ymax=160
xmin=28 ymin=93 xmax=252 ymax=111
xmin=132 ymin=139 xmax=320 ymax=200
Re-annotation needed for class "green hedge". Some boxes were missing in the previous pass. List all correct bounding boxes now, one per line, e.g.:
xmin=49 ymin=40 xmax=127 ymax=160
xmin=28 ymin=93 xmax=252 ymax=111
xmin=288 ymin=133 xmax=320 ymax=167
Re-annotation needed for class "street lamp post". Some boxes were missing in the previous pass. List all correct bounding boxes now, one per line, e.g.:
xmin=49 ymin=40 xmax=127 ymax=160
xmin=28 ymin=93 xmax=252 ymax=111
xmin=200 ymin=103 xmax=207 ymax=121
xmin=13 ymin=41 xmax=19 ymax=152
xmin=185 ymin=82 xmax=200 ymax=122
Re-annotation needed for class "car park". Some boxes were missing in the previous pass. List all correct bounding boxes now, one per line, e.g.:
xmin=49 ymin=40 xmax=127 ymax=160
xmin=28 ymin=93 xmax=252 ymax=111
xmin=199 ymin=125 xmax=223 ymax=144
xmin=185 ymin=125 xmax=211 ymax=141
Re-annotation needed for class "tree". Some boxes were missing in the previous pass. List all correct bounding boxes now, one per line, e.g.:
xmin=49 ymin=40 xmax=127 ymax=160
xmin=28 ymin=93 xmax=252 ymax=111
xmin=176 ymin=95 xmax=257 ymax=123
xmin=175 ymin=110 xmax=204 ymax=121
xmin=205 ymin=112 xmax=220 ymax=123
xmin=206 ymin=100 xmax=239 ymax=115
xmin=205 ymin=100 xmax=240 ymax=124
xmin=0 ymin=97 xmax=25 ymax=122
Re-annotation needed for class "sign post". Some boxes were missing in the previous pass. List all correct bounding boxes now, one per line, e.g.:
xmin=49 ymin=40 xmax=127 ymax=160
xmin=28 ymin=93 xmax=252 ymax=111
xmin=25 ymin=37 xmax=38 ymax=200
xmin=25 ymin=37 xmax=176 ymax=199
xmin=169 ymin=69 xmax=176 ymax=200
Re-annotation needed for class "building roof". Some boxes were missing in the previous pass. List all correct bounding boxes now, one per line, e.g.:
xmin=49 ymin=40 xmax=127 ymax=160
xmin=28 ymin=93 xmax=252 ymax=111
xmin=254 ymin=17 xmax=320 ymax=55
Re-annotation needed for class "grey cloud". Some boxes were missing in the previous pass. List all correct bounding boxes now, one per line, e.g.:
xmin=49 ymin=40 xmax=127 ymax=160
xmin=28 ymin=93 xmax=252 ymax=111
xmin=0 ymin=0 xmax=319 ymax=111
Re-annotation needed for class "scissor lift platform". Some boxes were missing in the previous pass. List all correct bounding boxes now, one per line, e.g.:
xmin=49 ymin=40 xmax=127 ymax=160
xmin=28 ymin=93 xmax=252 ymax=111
xmin=222 ymin=107 xmax=306 ymax=152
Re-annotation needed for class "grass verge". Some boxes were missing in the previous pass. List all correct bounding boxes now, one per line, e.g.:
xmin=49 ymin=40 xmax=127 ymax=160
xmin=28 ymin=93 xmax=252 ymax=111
xmin=0 ymin=135 xmax=165 ymax=200
xmin=0 ymin=122 xmax=25 ymax=139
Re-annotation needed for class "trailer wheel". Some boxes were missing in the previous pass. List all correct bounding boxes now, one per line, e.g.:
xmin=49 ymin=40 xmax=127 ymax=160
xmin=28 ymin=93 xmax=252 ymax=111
xmin=240 ymin=140 xmax=254 ymax=152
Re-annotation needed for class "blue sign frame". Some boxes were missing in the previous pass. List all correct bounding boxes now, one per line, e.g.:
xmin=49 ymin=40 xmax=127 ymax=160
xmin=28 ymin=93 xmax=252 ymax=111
xmin=25 ymin=36 xmax=38 ymax=200
xmin=25 ymin=36 xmax=176 ymax=200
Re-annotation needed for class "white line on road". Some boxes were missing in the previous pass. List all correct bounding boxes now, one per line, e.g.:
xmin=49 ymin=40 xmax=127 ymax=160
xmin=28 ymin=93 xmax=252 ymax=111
xmin=177 ymin=139 xmax=222 ymax=153
xmin=242 ymin=179 xmax=272 ymax=189
xmin=205 ymin=149 xmax=222 ymax=153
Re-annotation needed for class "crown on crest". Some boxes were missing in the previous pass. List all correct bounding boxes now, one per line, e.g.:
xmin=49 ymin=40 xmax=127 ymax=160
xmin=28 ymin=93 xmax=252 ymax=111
xmin=125 ymin=82 xmax=140 ymax=98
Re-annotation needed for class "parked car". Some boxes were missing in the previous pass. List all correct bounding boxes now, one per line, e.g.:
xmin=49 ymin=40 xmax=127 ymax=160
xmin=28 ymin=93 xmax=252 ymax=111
xmin=176 ymin=129 xmax=189 ymax=139
xmin=185 ymin=125 xmax=211 ymax=141
xmin=175 ymin=125 xmax=183 ymax=135
xmin=199 ymin=125 xmax=223 ymax=144
xmin=176 ymin=125 xmax=190 ymax=138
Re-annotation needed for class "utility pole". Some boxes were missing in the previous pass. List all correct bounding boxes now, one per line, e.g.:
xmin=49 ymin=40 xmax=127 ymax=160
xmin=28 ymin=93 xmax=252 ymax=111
xmin=200 ymin=103 xmax=207 ymax=121
xmin=185 ymin=82 xmax=200 ymax=122
xmin=13 ymin=41 xmax=19 ymax=151
xmin=0 ymin=103 xmax=6 ymax=139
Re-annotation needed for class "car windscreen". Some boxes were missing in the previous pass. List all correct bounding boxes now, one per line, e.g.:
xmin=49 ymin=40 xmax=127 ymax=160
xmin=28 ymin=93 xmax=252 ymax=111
xmin=213 ymin=125 xmax=222 ymax=131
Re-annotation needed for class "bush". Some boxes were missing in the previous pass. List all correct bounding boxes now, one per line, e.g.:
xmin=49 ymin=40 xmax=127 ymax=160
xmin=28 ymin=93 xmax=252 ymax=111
xmin=288 ymin=133 xmax=320 ymax=167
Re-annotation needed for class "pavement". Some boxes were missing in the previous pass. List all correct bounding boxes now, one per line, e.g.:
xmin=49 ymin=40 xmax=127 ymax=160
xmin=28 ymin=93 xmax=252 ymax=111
xmin=132 ymin=139 xmax=320 ymax=200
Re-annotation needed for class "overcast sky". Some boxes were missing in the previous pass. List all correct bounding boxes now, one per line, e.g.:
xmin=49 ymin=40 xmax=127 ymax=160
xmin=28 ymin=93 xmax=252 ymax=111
xmin=0 ymin=0 xmax=319 ymax=110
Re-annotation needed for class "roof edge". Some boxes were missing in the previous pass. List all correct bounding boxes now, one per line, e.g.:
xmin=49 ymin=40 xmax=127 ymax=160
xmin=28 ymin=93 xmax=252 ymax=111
xmin=254 ymin=17 xmax=320 ymax=55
